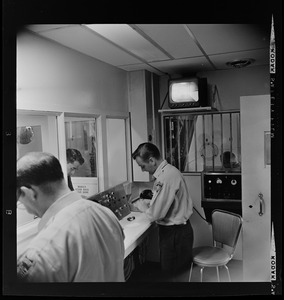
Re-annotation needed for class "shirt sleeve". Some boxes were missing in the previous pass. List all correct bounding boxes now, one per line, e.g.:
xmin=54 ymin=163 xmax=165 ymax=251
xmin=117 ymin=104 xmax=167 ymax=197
xmin=17 ymin=249 xmax=66 ymax=282
xmin=144 ymin=180 xmax=177 ymax=222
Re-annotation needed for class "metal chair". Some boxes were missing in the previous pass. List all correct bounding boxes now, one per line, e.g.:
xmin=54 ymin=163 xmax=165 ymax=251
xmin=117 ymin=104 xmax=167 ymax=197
xmin=189 ymin=209 xmax=242 ymax=282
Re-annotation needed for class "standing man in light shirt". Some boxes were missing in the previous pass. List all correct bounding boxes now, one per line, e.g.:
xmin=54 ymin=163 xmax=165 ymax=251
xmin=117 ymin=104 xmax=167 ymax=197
xmin=17 ymin=152 xmax=125 ymax=282
xmin=132 ymin=142 xmax=194 ymax=282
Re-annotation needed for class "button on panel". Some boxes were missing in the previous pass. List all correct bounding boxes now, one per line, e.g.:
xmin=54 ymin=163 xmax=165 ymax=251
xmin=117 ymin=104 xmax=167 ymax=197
xmin=88 ymin=185 xmax=131 ymax=220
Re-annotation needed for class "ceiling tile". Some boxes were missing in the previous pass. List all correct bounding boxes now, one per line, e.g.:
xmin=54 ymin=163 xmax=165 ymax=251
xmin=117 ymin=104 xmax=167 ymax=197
xmin=30 ymin=25 xmax=142 ymax=66
xmin=24 ymin=23 xmax=270 ymax=76
xmin=118 ymin=63 xmax=165 ymax=75
xmin=136 ymin=24 xmax=203 ymax=59
xmin=186 ymin=24 xmax=270 ymax=55
xmin=150 ymin=57 xmax=215 ymax=75
xmin=85 ymin=24 xmax=170 ymax=62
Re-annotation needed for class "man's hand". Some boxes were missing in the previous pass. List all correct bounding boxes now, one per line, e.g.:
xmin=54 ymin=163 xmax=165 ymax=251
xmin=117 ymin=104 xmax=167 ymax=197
xmin=128 ymin=202 xmax=141 ymax=212
xmin=135 ymin=199 xmax=151 ymax=212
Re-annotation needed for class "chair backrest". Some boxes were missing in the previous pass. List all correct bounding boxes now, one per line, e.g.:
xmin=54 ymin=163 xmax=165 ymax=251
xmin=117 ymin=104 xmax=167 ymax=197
xmin=211 ymin=209 xmax=242 ymax=251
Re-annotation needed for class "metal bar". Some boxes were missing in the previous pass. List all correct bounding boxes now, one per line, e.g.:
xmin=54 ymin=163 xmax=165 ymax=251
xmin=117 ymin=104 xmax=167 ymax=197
xmin=158 ymin=108 xmax=240 ymax=116
xmin=177 ymin=117 xmax=181 ymax=170
xmin=212 ymin=114 xmax=215 ymax=170
xmin=229 ymin=113 xmax=233 ymax=164
xmin=237 ymin=113 xmax=241 ymax=167
xmin=220 ymin=113 xmax=223 ymax=170
xmin=183 ymin=116 xmax=188 ymax=172
xmin=161 ymin=115 xmax=165 ymax=159
xmin=169 ymin=117 xmax=173 ymax=165
xmin=202 ymin=115 xmax=206 ymax=170
xmin=150 ymin=73 xmax=156 ymax=144
xmin=194 ymin=116 xmax=197 ymax=171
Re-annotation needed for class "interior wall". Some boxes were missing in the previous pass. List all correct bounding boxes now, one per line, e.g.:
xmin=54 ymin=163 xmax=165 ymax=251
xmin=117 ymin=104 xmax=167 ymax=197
xmin=197 ymin=65 xmax=270 ymax=110
xmin=159 ymin=65 xmax=270 ymax=110
xmin=17 ymin=30 xmax=128 ymax=114
xmin=106 ymin=118 xmax=128 ymax=188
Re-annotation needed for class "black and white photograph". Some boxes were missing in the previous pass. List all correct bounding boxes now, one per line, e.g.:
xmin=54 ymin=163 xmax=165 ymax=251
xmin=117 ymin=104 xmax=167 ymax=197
xmin=2 ymin=0 xmax=282 ymax=297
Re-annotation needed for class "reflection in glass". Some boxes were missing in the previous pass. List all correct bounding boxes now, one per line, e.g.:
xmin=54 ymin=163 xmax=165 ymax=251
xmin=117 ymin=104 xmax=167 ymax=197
xmin=17 ymin=125 xmax=42 ymax=159
xmin=17 ymin=125 xmax=43 ymax=226
xmin=17 ymin=126 xmax=34 ymax=144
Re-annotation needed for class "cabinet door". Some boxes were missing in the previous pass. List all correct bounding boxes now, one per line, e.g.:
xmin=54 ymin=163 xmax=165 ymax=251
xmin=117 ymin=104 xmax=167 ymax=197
xmin=240 ymin=95 xmax=271 ymax=281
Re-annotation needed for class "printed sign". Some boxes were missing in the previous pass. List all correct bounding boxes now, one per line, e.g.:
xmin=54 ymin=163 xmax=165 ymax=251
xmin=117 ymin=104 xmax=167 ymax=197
xmin=71 ymin=177 xmax=98 ymax=198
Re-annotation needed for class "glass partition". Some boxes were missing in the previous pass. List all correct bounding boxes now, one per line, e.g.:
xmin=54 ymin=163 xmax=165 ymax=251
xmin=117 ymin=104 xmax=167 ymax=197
xmin=65 ymin=118 xmax=98 ymax=197
xmin=162 ymin=111 xmax=241 ymax=172
xmin=17 ymin=113 xmax=58 ymax=227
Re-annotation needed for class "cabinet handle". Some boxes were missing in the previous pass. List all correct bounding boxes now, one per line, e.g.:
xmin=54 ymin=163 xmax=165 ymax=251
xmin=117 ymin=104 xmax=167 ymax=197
xmin=258 ymin=193 xmax=264 ymax=216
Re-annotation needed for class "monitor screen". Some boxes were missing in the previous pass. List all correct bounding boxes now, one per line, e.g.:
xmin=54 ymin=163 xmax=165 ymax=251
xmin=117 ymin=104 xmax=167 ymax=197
xmin=168 ymin=77 xmax=207 ymax=108
xmin=170 ymin=81 xmax=199 ymax=102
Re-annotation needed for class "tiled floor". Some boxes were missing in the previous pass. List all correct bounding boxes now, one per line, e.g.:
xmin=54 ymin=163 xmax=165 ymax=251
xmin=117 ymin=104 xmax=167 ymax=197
xmin=128 ymin=259 xmax=243 ymax=282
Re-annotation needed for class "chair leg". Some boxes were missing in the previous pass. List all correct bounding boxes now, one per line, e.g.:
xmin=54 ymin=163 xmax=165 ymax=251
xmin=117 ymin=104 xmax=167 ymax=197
xmin=188 ymin=262 xmax=193 ymax=282
xmin=200 ymin=267 xmax=204 ymax=282
xmin=216 ymin=266 xmax=220 ymax=282
xmin=224 ymin=265 xmax=231 ymax=282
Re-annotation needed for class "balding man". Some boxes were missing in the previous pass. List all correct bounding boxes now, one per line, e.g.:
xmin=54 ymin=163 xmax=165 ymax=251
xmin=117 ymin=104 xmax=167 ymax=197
xmin=17 ymin=152 xmax=125 ymax=282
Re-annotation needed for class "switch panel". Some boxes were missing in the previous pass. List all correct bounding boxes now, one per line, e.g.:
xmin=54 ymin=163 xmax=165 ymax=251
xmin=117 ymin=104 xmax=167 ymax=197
xmin=88 ymin=184 xmax=131 ymax=220
xmin=201 ymin=172 xmax=242 ymax=223
xmin=203 ymin=173 xmax=242 ymax=200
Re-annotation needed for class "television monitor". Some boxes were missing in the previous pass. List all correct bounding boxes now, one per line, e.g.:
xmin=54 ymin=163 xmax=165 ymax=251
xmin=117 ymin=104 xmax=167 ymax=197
xmin=168 ymin=77 xmax=208 ymax=109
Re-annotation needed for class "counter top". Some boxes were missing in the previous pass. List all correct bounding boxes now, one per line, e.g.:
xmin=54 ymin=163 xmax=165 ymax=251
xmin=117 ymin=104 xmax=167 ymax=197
xmin=119 ymin=211 xmax=153 ymax=258
xmin=17 ymin=209 xmax=153 ymax=260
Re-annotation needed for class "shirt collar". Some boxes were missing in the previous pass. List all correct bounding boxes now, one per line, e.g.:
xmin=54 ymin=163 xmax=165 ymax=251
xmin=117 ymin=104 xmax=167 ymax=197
xmin=153 ymin=160 xmax=168 ymax=179
xmin=38 ymin=191 xmax=81 ymax=231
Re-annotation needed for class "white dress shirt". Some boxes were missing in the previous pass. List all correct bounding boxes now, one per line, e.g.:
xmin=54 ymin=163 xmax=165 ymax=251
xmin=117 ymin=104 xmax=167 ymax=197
xmin=17 ymin=191 xmax=125 ymax=282
xmin=136 ymin=160 xmax=193 ymax=226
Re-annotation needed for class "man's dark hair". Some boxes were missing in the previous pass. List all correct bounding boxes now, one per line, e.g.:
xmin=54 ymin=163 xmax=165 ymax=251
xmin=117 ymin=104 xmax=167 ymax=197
xmin=132 ymin=142 xmax=161 ymax=161
xmin=17 ymin=152 xmax=64 ymax=190
xmin=66 ymin=148 xmax=85 ymax=165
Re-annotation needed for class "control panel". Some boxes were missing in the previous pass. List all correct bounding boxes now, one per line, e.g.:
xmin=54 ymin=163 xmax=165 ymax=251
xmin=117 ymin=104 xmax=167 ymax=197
xmin=203 ymin=173 xmax=241 ymax=201
xmin=88 ymin=184 xmax=131 ymax=220
xmin=201 ymin=171 xmax=242 ymax=223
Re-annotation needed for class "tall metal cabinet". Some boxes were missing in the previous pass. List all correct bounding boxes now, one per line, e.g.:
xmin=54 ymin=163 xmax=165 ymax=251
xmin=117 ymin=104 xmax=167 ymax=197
xmin=240 ymin=94 xmax=271 ymax=282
